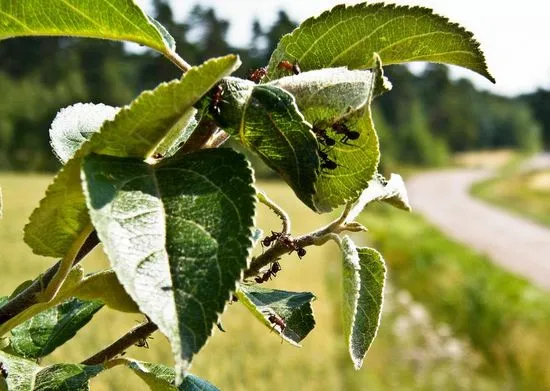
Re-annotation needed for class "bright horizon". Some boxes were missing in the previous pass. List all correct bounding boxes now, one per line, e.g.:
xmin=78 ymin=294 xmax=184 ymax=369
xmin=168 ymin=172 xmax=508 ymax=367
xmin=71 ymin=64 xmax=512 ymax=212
xmin=136 ymin=0 xmax=550 ymax=97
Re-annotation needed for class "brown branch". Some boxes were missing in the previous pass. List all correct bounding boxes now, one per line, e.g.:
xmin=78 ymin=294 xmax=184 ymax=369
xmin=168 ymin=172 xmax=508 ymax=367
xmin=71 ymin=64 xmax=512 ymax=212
xmin=0 ymin=231 xmax=99 ymax=325
xmin=175 ymin=118 xmax=219 ymax=156
xmin=81 ymin=320 xmax=158 ymax=365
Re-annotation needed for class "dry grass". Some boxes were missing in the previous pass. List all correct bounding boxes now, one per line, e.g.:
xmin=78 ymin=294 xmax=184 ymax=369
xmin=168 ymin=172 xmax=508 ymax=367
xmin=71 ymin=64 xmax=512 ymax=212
xmin=452 ymin=149 xmax=516 ymax=169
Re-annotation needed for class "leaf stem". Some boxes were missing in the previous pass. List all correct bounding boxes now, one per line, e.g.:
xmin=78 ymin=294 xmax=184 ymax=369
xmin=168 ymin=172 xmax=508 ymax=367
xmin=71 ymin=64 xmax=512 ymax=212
xmin=40 ymin=224 xmax=94 ymax=302
xmin=0 ymin=231 xmax=99 ymax=326
xmin=165 ymin=50 xmax=192 ymax=73
xmin=257 ymin=192 xmax=291 ymax=234
xmin=81 ymin=320 xmax=158 ymax=365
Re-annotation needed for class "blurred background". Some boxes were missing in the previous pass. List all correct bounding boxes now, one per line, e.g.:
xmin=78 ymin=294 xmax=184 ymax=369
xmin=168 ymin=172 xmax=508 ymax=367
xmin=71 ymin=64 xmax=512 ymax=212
xmin=0 ymin=1 xmax=549 ymax=390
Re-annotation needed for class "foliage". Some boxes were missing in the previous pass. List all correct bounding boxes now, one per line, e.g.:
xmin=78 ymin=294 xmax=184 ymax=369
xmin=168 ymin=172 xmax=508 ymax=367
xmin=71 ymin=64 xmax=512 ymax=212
xmin=0 ymin=1 xmax=494 ymax=389
xmin=365 ymin=204 xmax=550 ymax=390
xmin=472 ymin=166 xmax=550 ymax=228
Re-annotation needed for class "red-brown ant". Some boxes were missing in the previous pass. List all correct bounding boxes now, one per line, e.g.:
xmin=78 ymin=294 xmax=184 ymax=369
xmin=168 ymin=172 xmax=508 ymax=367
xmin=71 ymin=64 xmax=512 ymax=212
xmin=267 ymin=312 xmax=286 ymax=333
xmin=332 ymin=122 xmax=360 ymax=144
xmin=248 ymin=66 xmax=267 ymax=83
xmin=278 ymin=60 xmax=301 ymax=75
xmin=210 ymin=84 xmax=224 ymax=115
xmin=0 ymin=362 xmax=7 ymax=378
xmin=255 ymin=261 xmax=282 ymax=283
xmin=312 ymin=125 xmax=336 ymax=147
xmin=261 ymin=231 xmax=307 ymax=259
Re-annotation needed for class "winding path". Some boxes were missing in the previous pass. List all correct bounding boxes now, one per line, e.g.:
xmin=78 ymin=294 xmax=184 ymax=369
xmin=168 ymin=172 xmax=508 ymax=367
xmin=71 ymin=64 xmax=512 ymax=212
xmin=406 ymin=166 xmax=550 ymax=290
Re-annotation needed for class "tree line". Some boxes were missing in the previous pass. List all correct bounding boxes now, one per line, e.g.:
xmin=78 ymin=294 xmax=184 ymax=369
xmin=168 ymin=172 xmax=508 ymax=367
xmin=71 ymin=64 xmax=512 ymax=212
xmin=0 ymin=0 xmax=545 ymax=172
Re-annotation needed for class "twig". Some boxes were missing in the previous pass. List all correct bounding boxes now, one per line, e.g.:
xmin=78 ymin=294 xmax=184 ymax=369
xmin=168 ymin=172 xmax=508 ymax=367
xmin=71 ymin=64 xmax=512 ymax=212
xmin=244 ymin=203 xmax=363 ymax=279
xmin=165 ymin=50 xmax=192 ymax=73
xmin=257 ymin=192 xmax=291 ymax=234
xmin=0 ymin=231 xmax=99 ymax=325
xmin=81 ymin=320 xmax=158 ymax=366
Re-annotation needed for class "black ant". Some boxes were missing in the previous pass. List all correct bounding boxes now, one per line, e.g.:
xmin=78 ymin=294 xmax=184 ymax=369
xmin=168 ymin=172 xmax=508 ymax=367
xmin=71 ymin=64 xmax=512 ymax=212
xmin=0 ymin=362 xmax=7 ymax=378
xmin=267 ymin=312 xmax=286 ymax=333
xmin=255 ymin=261 xmax=282 ymax=284
xmin=332 ymin=122 xmax=360 ymax=144
xmin=319 ymin=150 xmax=338 ymax=171
xmin=262 ymin=231 xmax=282 ymax=247
xmin=278 ymin=60 xmax=301 ymax=75
xmin=152 ymin=152 xmax=163 ymax=159
xmin=135 ymin=335 xmax=153 ymax=349
xmin=248 ymin=66 xmax=267 ymax=83
xmin=209 ymin=84 xmax=224 ymax=115
xmin=312 ymin=125 xmax=336 ymax=147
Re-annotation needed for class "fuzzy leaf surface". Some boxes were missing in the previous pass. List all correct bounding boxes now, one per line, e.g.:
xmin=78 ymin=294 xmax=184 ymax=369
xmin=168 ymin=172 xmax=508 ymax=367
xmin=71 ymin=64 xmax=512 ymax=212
xmin=0 ymin=351 xmax=103 ymax=391
xmin=346 ymin=173 xmax=411 ymax=223
xmin=216 ymin=78 xmax=320 ymax=211
xmin=49 ymin=103 xmax=119 ymax=164
xmin=10 ymin=298 xmax=103 ymax=359
xmin=267 ymin=2 xmax=494 ymax=83
xmin=341 ymin=236 xmax=386 ymax=370
xmin=125 ymin=359 xmax=220 ymax=391
xmin=0 ymin=0 xmax=175 ymax=54
xmin=73 ymin=270 xmax=139 ymax=313
xmin=270 ymin=66 xmax=382 ymax=212
xmin=237 ymin=286 xmax=315 ymax=346
xmin=82 ymin=149 xmax=255 ymax=379
xmin=24 ymin=55 xmax=240 ymax=257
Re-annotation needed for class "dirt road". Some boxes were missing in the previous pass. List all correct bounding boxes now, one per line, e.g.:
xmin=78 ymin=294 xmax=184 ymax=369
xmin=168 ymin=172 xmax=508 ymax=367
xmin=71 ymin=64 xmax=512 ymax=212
xmin=406 ymin=168 xmax=550 ymax=290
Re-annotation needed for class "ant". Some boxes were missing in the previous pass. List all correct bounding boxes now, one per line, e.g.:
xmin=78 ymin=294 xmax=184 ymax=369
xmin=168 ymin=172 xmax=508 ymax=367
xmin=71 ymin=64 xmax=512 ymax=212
xmin=331 ymin=122 xmax=360 ymax=144
xmin=255 ymin=261 xmax=282 ymax=284
xmin=0 ymin=362 xmax=7 ymax=378
xmin=319 ymin=150 xmax=338 ymax=171
xmin=312 ymin=125 xmax=336 ymax=147
xmin=209 ymin=84 xmax=224 ymax=115
xmin=135 ymin=335 xmax=153 ymax=349
xmin=278 ymin=60 xmax=301 ymax=75
xmin=262 ymin=231 xmax=282 ymax=247
xmin=248 ymin=66 xmax=267 ymax=83
xmin=261 ymin=231 xmax=306 ymax=259
xmin=152 ymin=152 xmax=163 ymax=159
xmin=266 ymin=312 xmax=286 ymax=333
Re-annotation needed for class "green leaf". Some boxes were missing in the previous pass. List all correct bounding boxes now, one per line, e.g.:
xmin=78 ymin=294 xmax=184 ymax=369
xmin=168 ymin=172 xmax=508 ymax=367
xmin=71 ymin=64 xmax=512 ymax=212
xmin=237 ymin=285 xmax=316 ymax=346
xmin=341 ymin=236 xmax=386 ymax=370
xmin=0 ymin=186 xmax=3 ymax=220
xmin=267 ymin=2 xmax=494 ymax=83
xmin=125 ymin=359 xmax=220 ymax=391
xmin=24 ymin=55 xmax=240 ymax=257
xmin=49 ymin=103 xmax=119 ymax=164
xmin=270 ymin=66 xmax=382 ymax=212
xmin=345 ymin=173 xmax=411 ymax=224
xmin=10 ymin=298 xmax=103 ymax=359
xmin=0 ymin=351 xmax=103 ymax=391
xmin=34 ymin=363 xmax=103 ymax=391
xmin=0 ymin=266 xmax=85 ymax=338
xmin=0 ymin=0 xmax=175 ymax=55
xmin=82 ymin=149 xmax=256 ymax=379
xmin=216 ymin=78 xmax=320 ymax=210
xmin=74 ymin=270 xmax=139 ymax=313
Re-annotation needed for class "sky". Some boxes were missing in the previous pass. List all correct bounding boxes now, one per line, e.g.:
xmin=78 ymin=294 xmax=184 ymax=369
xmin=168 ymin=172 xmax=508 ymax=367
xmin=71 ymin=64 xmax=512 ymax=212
xmin=135 ymin=0 xmax=550 ymax=97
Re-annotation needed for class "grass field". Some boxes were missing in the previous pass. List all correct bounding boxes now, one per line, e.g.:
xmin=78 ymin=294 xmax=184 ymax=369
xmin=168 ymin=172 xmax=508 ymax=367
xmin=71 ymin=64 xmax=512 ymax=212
xmin=1 ymin=173 xmax=547 ymax=390
xmin=472 ymin=168 xmax=550 ymax=228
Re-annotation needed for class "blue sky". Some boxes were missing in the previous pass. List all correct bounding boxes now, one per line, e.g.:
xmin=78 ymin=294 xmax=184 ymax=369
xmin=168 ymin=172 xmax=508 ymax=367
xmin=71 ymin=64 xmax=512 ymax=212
xmin=135 ymin=0 xmax=550 ymax=97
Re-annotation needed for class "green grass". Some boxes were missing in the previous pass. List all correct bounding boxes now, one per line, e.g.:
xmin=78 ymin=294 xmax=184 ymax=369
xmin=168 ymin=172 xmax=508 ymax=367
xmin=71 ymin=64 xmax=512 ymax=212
xmin=2 ymin=174 xmax=545 ymax=390
xmin=363 ymin=203 xmax=550 ymax=390
xmin=472 ymin=168 xmax=550 ymax=228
